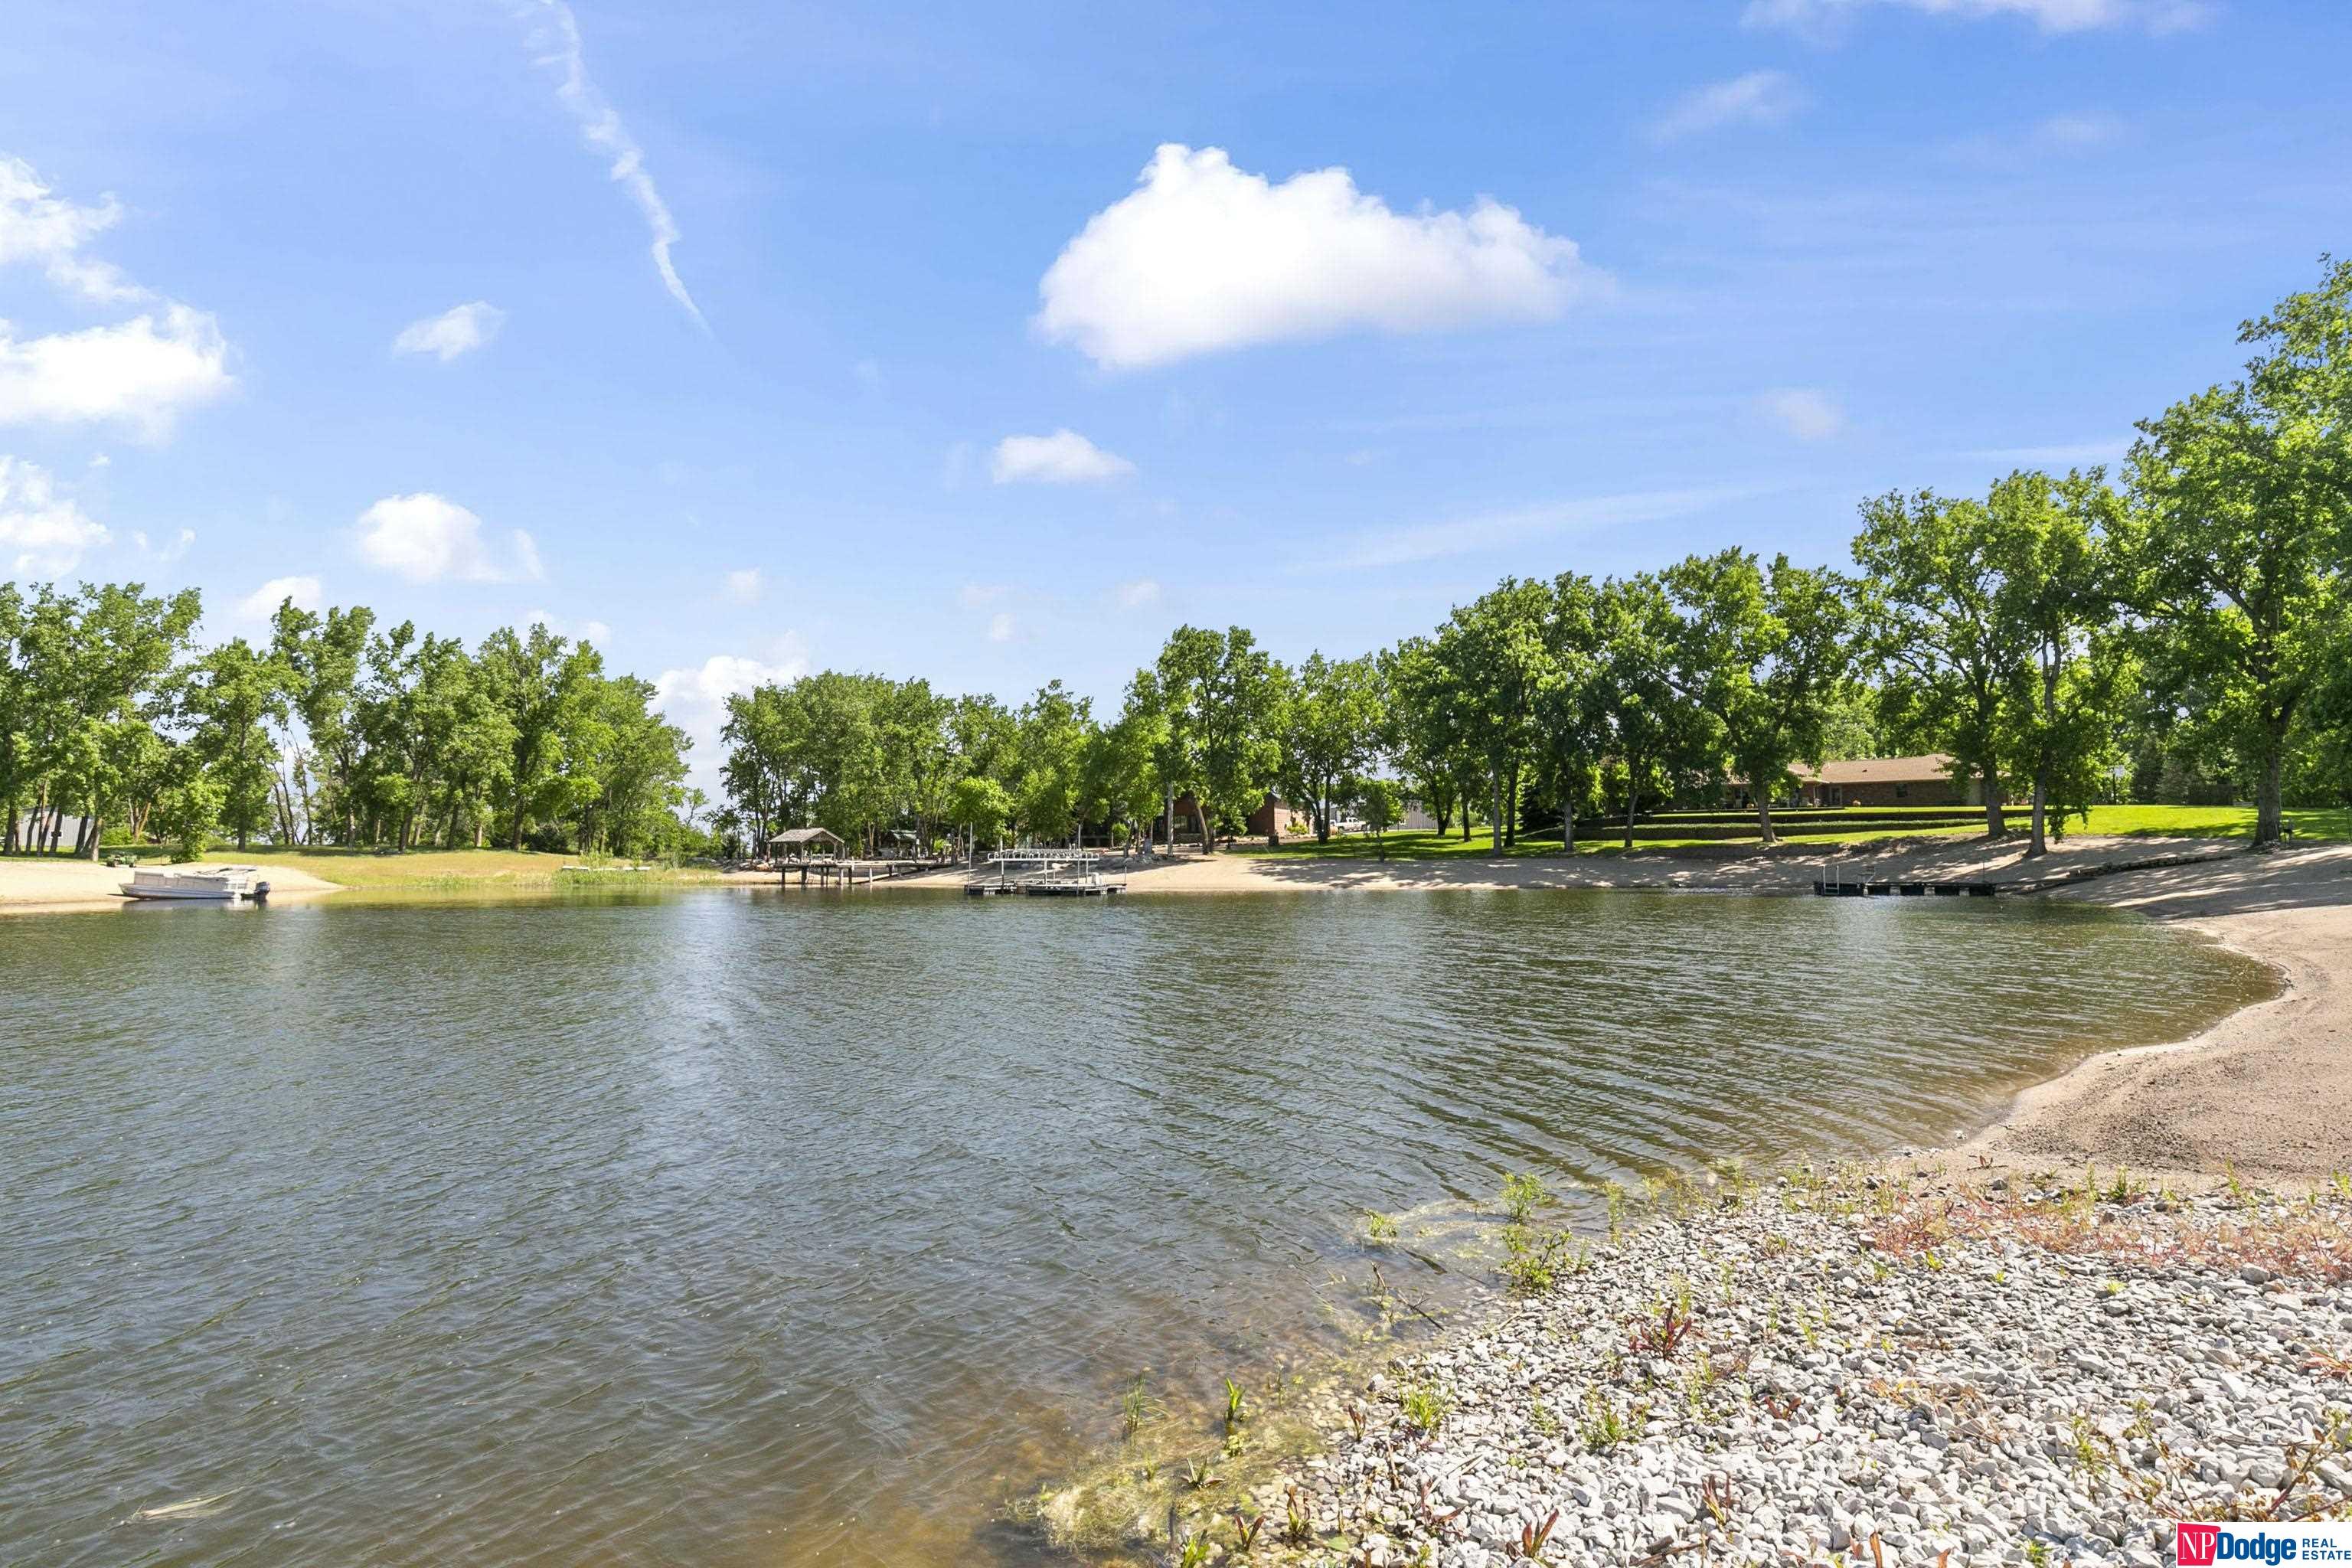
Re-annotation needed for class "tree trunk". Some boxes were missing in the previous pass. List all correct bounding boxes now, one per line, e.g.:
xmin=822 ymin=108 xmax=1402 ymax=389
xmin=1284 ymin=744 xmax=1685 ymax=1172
xmin=1755 ymin=795 xmax=1777 ymax=848
xmin=1980 ymin=763 xmax=2006 ymax=838
xmin=1504 ymin=759 xmax=1521 ymax=848
xmin=1622 ymin=763 xmax=1640 ymax=851
xmin=1562 ymin=800 xmax=1576 ymax=854
xmin=2256 ymin=724 xmax=2286 ymax=847
xmin=1489 ymin=770 xmax=1504 ymax=854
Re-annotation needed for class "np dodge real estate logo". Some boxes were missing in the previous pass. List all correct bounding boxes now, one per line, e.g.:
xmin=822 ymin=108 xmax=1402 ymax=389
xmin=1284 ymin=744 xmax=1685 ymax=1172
xmin=2177 ymin=1525 xmax=2352 ymax=1566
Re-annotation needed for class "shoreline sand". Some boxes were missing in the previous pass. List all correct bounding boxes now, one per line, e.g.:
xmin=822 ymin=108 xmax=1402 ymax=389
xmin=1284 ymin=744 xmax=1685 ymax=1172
xmin=0 ymin=857 xmax=345 ymax=913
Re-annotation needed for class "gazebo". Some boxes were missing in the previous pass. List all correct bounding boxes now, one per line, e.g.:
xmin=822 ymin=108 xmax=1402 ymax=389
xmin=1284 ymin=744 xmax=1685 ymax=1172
xmin=769 ymin=826 xmax=845 ymax=861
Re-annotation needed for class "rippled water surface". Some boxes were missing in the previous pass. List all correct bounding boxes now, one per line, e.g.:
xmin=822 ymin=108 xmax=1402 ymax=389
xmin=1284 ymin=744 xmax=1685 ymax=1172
xmin=1 ymin=887 xmax=2270 ymax=1565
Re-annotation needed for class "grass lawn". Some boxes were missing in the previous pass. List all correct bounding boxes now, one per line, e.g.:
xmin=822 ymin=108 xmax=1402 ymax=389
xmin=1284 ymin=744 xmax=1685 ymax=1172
xmin=1223 ymin=803 xmax=2350 ymax=861
xmin=2 ymin=844 xmax=724 ymax=888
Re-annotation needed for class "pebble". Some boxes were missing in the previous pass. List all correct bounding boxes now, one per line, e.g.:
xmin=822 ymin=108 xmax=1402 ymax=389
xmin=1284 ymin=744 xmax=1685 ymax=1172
xmin=1240 ymin=1179 xmax=2352 ymax=1568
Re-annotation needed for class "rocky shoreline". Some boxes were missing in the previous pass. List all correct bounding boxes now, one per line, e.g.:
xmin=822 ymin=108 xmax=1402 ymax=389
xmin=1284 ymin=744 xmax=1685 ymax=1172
xmin=1142 ymin=1166 xmax=2352 ymax=1567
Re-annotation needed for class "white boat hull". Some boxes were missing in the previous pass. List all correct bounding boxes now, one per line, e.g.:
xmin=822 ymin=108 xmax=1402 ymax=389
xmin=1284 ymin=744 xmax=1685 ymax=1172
xmin=122 ymin=868 xmax=270 ymax=903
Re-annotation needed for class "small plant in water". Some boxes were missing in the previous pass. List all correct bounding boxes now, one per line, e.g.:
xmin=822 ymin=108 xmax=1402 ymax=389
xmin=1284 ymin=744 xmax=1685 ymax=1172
xmin=1183 ymin=1455 xmax=1218 ymax=1491
xmin=1602 ymin=1179 xmax=1628 ymax=1239
xmin=1282 ymin=1485 xmax=1312 ymax=1544
xmin=1229 ymin=1508 xmax=1266 ymax=1550
xmin=1222 ymin=1376 xmax=1246 ymax=1434
xmin=1364 ymin=1210 xmax=1399 ymax=1243
xmin=1500 ymin=1171 xmax=1547 ymax=1223
xmin=1177 ymin=1529 xmax=1213 ymax=1568
xmin=1120 ymin=1374 xmax=1155 ymax=1440
xmin=1400 ymin=1383 xmax=1447 ymax=1433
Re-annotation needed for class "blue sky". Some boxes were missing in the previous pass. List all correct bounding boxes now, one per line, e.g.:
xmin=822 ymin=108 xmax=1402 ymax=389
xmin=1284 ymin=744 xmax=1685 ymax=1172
xmin=5 ymin=0 xmax=2349 ymax=774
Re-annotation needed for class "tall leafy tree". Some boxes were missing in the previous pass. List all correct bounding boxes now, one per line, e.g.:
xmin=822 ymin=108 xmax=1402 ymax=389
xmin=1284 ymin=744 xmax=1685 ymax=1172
xmin=477 ymin=622 xmax=598 ymax=850
xmin=2123 ymin=260 xmax=2352 ymax=846
xmin=188 ymin=636 xmax=289 ymax=851
xmin=1152 ymin=626 xmax=1283 ymax=853
xmin=1852 ymin=488 xmax=2025 ymax=835
xmin=1596 ymin=573 xmax=1708 ymax=849
xmin=1279 ymin=651 xmax=1385 ymax=842
xmin=1664 ymin=550 xmax=1854 ymax=846
xmin=1984 ymin=471 xmax=2128 ymax=855
xmin=1434 ymin=578 xmax=1554 ymax=851
xmin=1532 ymin=572 xmax=1606 ymax=851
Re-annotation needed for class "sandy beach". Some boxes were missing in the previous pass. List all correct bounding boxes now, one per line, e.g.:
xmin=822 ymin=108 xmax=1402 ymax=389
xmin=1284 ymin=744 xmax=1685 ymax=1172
xmin=0 ymin=858 xmax=343 ymax=913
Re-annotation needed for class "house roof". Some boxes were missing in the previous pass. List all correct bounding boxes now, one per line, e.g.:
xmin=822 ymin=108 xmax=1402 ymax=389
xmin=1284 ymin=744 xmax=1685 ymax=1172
xmin=1790 ymin=753 xmax=1958 ymax=786
xmin=769 ymin=826 xmax=844 ymax=844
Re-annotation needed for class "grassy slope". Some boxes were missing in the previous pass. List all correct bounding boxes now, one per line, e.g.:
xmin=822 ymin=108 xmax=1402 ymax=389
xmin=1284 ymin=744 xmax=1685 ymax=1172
xmin=1224 ymin=804 xmax=2352 ymax=861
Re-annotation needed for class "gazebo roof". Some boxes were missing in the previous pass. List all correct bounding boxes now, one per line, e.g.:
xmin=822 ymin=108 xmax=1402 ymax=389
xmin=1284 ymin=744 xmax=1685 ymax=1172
xmin=769 ymin=826 xmax=844 ymax=845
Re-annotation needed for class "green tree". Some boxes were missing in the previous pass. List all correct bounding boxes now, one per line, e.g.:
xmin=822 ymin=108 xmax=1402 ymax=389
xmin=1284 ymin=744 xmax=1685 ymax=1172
xmin=1664 ymin=550 xmax=1854 ymax=846
xmin=1152 ymin=626 xmax=1284 ymax=854
xmin=1354 ymin=775 xmax=1405 ymax=861
xmin=1852 ymin=488 xmax=2026 ymax=835
xmin=2122 ymin=260 xmax=2352 ymax=845
xmin=1280 ymin=651 xmax=1385 ymax=842
xmin=1596 ymin=573 xmax=1709 ymax=849
xmin=1983 ymin=471 xmax=2128 ymax=854
xmin=1434 ymin=578 xmax=1555 ymax=852
xmin=477 ymin=622 xmax=598 ymax=850
xmin=188 ymin=636 xmax=289 ymax=851
xmin=1532 ymin=573 xmax=1606 ymax=851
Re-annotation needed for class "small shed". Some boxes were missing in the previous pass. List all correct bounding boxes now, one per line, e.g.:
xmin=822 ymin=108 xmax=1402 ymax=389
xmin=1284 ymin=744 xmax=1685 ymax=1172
xmin=769 ymin=826 xmax=846 ymax=860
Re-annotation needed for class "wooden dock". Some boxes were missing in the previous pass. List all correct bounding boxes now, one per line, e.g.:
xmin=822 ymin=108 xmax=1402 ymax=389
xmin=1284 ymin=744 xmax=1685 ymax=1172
xmin=964 ymin=849 xmax=1129 ymax=899
xmin=777 ymin=857 xmax=949 ymax=889
xmin=1813 ymin=879 xmax=1997 ymax=897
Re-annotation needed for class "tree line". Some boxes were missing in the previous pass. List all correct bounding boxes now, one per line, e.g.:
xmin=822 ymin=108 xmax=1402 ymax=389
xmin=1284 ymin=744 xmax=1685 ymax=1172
xmin=716 ymin=260 xmax=2351 ymax=858
xmin=0 ymin=591 xmax=690 ymax=861
xmin=7 ymin=261 xmax=2346 ymax=864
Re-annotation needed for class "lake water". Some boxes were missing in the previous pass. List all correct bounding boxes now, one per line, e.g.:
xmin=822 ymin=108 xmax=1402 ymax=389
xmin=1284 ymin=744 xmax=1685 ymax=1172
xmin=0 ymin=887 xmax=2271 ymax=1565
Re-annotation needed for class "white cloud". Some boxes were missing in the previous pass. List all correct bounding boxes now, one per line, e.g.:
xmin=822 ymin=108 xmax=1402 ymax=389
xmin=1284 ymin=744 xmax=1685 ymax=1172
xmin=1648 ymin=72 xmax=1808 ymax=144
xmin=0 ymin=160 xmax=233 ymax=443
xmin=655 ymin=641 xmax=812 ymax=780
xmin=0 ymin=306 xmax=233 ymax=439
xmin=724 ymin=567 xmax=764 ymax=604
xmin=0 ymin=455 xmax=110 ymax=577
xmin=131 ymin=527 xmax=194 ymax=564
xmin=1116 ymin=578 xmax=1161 ymax=609
xmin=1035 ymin=144 xmax=1599 ymax=369
xmin=235 ymin=574 xmax=322 ymax=623
xmin=1743 ymin=0 xmax=2206 ymax=38
xmin=1756 ymin=387 xmax=1846 ymax=441
xmin=354 ymin=492 xmax=544 ymax=584
xmin=0 ymin=156 xmax=145 ymax=305
xmin=393 ymin=300 xmax=506 ymax=361
xmin=1332 ymin=485 xmax=1766 ymax=570
xmin=990 ymin=429 xmax=1137 ymax=485
xmin=959 ymin=582 xmax=1008 ymax=609
xmin=986 ymin=612 xmax=1016 ymax=642
xmin=523 ymin=0 xmax=704 ymax=327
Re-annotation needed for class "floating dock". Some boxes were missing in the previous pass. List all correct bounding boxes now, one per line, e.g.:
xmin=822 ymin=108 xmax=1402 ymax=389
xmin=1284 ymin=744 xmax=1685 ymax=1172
xmin=1813 ymin=879 xmax=1997 ymax=897
xmin=965 ymin=850 xmax=1129 ymax=898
